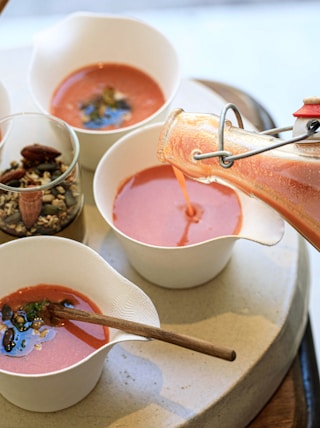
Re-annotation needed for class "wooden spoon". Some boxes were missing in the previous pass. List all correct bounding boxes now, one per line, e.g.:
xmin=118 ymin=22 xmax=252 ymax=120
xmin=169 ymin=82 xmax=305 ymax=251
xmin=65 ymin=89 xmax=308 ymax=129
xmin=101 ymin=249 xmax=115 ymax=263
xmin=47 ymin=303 xmax=236 ymax=362
xmin=0 ymin=0 xmax=9 ymax=14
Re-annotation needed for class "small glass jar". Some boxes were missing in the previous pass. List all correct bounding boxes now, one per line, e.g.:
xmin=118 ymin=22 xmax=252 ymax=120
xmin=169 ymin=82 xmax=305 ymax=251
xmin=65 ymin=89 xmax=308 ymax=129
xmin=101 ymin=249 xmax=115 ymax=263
xmin=0 ymin=112 xmax=86 ymax=243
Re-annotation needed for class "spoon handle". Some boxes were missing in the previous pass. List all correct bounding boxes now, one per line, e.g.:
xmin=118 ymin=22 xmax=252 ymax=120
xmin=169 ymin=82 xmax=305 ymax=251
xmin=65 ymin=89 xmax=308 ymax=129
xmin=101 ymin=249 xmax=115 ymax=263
xmin=0 ymin=0 xmax=9 ymax=14
xmin=48 ymin=304 xmax=236 ymax=362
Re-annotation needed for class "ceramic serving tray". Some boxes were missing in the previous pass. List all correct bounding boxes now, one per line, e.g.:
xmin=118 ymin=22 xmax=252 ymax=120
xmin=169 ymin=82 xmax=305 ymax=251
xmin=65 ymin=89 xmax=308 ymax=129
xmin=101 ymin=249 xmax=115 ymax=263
xmin=0 ymin=46 xmax=310 ymax=428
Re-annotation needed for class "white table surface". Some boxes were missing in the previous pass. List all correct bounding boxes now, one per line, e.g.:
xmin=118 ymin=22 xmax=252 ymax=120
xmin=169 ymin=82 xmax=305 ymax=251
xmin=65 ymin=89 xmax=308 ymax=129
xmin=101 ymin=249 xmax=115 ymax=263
xmin=0 ymin=0 xmax=319 ymax=376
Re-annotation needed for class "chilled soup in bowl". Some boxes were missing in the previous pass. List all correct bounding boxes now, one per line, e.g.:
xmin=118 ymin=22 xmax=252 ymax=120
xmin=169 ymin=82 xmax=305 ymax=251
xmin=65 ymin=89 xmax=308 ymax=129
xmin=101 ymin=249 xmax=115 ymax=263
xmin=113 ymin=164 xmax=242 ymax=247
xmin=0 ymin=284 xmax=109 ymax=375
xmin=50 ymin=63 xmax=165 ymax=131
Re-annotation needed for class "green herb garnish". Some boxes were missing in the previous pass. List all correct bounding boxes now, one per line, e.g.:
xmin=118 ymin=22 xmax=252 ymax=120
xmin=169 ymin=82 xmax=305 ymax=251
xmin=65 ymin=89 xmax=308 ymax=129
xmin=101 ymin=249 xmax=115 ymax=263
xmin=22 ymin=300 xmax=49 ymax=322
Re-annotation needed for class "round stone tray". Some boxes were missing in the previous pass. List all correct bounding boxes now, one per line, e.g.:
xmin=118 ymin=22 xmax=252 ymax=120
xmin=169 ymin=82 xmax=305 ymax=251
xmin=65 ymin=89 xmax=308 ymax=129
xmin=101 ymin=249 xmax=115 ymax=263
xmin=0 ymin=47 xmax=310 ymax=427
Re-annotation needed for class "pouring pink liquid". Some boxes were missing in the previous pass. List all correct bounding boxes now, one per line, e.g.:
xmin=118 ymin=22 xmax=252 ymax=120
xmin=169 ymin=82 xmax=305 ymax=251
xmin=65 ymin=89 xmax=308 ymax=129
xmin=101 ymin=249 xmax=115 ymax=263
xmin=157 ymin=106 xmax=320 ymax=251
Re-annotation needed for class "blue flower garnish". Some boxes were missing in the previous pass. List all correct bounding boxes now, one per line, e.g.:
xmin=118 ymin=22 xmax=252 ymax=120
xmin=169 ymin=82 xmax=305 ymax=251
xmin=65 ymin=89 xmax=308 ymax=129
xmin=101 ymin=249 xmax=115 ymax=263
xmin=80 ymin=87 xmax=131 ymax=129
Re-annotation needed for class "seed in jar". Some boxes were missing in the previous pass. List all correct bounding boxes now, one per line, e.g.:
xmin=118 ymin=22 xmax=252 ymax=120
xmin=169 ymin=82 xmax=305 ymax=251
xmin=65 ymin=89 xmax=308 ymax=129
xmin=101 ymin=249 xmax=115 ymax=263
xmin=15 ymin=223 xmax=26 ymax=234
xmin=42 ymin=204 xmax=60 ymax=215
xmin=36 ymin=162 xmax=59 ymax=172
xmin=42 ymin=194 xmax=55 ymax=203
xmin=56 ymin=186 xmax=65 ymax=194
xmin=52 ymin=199 xmax=66 ymax=210
xmin=65 ymin=191 xmax=76 ymax=207
xmin=4 ymin=212 xmax=21 ymax=224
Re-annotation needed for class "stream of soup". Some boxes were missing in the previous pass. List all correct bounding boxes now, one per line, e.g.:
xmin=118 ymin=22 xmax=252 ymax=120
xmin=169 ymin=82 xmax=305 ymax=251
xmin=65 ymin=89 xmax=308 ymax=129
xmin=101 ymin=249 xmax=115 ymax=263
xmin=50 ymin=63 xmax=165 ymax=130
xmin=113 ymin=164 xmax=242 ymax=247
xmin=0 ymin=284 xmax=109 ymax=374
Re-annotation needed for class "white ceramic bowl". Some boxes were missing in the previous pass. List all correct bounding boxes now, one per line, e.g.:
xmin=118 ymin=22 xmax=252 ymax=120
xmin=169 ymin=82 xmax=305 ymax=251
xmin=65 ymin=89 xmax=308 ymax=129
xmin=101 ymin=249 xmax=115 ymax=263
xmin=0 ymin=236 xmax=159 ymax=412
xmin=94 ymin=122 xmax=285 ymax=289
xmin=28 ymin=12 xmax=180 ymax=171
xmin=0 ymin=81 xmax=11 ymax=119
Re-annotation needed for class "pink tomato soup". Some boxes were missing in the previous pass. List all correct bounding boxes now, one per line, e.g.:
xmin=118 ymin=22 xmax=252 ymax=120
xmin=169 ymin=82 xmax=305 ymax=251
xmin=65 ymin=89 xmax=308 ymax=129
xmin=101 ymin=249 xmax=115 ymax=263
xmin=50 ymin=63 xmax=165 ymax=131
xmin=0 ymin=284 xmax=109 ymax=374
xmin=113 ymin=164 xmax=242 ymax=247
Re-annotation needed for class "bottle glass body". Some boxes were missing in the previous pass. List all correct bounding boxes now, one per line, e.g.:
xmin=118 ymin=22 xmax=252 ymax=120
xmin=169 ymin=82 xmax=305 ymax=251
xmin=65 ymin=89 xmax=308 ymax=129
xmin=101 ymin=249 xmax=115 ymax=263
xmin=158 ymin=109 xmax=320 ymax=251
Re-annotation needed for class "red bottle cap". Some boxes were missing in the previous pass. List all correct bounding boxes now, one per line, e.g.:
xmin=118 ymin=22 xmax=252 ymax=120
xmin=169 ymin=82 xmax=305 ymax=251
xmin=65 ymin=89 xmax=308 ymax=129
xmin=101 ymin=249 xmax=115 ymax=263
xmin=293 ymin=96 xmax=320 ymax=117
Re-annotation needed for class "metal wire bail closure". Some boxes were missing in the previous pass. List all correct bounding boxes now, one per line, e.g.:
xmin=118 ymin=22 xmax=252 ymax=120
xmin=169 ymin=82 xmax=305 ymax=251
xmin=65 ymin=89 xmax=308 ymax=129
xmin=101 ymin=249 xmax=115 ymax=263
xmin=193 ymin=103 xmax=244 ymax=168
xmin=193 ymin=103 xmax=320 ymax=167
xmin=218 ymin=103 xmax=244 ymax=168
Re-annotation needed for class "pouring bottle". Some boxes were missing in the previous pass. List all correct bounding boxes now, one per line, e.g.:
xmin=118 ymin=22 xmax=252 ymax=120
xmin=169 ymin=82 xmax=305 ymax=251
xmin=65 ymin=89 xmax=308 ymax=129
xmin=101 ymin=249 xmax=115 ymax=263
xmin=157 ymin=97 xmax=320 ymax=251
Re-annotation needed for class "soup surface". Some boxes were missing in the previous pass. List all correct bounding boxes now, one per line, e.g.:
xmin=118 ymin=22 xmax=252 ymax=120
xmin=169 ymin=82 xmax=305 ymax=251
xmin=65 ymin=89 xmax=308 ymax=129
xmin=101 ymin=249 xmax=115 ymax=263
xmin=0 ymin=284 xmax=109 ymax=374
xmin=113 ymin=164 xmax=242 ymax=247
xmin=50 ymin=63 xmax=165 ymax=130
